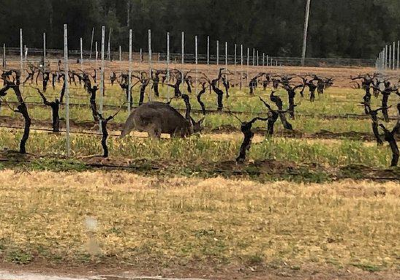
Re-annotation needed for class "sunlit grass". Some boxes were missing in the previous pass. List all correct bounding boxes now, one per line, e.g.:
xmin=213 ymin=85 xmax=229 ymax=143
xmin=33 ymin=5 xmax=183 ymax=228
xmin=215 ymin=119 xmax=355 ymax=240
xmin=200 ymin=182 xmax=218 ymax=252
xmin=0 ymin=171 xmax=398 ymax=272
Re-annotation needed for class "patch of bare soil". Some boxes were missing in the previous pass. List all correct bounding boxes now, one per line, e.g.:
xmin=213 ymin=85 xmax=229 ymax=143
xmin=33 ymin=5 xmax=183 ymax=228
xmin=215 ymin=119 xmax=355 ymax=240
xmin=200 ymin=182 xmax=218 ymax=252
xmin=215 ymin=159 xmax=298 ymax=175
xmin=0 ymin=151 xmax=399 ymax=181
xmin=1 ymin=260 xmax=400 ymax=280
xmin=339 ymin=164 xmax=400 ymax=180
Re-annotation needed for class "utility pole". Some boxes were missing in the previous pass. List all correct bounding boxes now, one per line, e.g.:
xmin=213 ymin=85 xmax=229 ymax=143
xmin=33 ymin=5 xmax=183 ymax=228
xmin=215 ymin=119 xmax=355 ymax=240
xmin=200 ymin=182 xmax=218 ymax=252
xmin=301 ymin=0 xmax=311 ymax=66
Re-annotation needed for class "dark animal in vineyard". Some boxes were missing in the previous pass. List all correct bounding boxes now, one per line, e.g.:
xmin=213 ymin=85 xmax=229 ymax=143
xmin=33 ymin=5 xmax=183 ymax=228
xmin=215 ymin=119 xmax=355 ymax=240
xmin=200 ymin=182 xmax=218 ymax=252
xmin=234 ymin=116 xmax=268 ymax=163
xmin=120 ymin=100 xmax=204 ymax=139
xmin=34 ymin=88 xmax=60 ymax=132
xmin=372 ymin=81 xmax=400 ymax=122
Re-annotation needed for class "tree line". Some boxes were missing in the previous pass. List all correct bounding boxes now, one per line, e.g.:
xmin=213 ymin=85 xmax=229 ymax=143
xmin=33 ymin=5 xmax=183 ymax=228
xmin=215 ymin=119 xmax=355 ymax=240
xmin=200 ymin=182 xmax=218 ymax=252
xmin=0 ymin=0 xmax=399 ymax=59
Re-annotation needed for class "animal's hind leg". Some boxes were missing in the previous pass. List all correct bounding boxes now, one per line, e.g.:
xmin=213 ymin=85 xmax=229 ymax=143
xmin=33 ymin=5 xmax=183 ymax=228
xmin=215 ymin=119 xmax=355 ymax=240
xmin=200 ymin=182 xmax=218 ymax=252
xmin=146 ymin=122 xmax=162 ymax=139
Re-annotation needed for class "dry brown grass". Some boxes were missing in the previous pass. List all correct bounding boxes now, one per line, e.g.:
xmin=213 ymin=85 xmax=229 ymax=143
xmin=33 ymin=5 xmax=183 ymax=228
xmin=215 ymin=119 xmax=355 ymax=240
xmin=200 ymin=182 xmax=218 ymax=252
xmin=0 ymin=170 xmax=399 ymax=277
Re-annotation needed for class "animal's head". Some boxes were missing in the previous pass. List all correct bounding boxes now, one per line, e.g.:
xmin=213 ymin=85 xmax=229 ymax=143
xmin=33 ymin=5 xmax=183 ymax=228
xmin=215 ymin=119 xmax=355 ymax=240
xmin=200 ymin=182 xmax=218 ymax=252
xmin=190 ymin=117 xmax=205 ymax=134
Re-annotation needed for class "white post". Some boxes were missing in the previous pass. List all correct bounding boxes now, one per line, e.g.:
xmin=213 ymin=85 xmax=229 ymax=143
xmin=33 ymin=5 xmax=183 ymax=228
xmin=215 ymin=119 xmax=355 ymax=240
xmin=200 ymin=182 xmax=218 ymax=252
xmin=225 ymin=42 xmax=228 ymax=68
xmin=389 ymin=44 xmax=392 ymax=70
xmin=148 ymin=29 xmax=152 ymax=101
xmin=207 ymin=36 xmax=210 ymax=65
xmin=80 ymin=37 xmax=83 ymax=71
xmin=119 ymin=45 xmax=122 ymax=62
xmin=253 ymin=48 xmax=255 ymax=66
xmin=384 ymin=48 xmax=387 ymax=70
xmin=240 ymin=44 xmax=243 ymax=90
xmin=262 ymin=53 xmax=265 ymax=67
xmin=257 ymin=50 xmax=259 ymax=66
xmin=247 ymin=47 xmax=250 ymax=84
xmin=267 ymin=55 xmax=269 ymax=67
xmin=301 ymin=0 xmax=311 ymax=66
xmin=382 ymin=48 xmax=385 ymax=70
xmin=397 ymin=41 xmax=399 ymax=71
xmin=195 ymin=36 xmax=198 ymax=95
xmin=128 ymin=29 xmax=132 ymax=112
xmin=99 ymin=26 xmax=105 ymax=131
xmin=234 ymin=44 xmax=237 ymax=85
xmin=167 ymin=32 xmax=170 ymax=100
xmin=95 ymin=42 xmax=98 ymax=61
xmin=216 ymin=40 xmax=219 ymax=65
xmin=385 ymin=45 xmax=388 ymax=70
xmin=64 ymin=24 xmax=71 ymax=157
xmin=90 ymin=27 xmax=95 ymax=60
xmin=20 ymin=29 xmax=23 ymax=84
xmin=2 ymin=44 xmax=5 ymax=68
xmin=43 ymin=33 xmax=46 ymax=71
xmin=140 ymin=48 xmax=143 ymax=63
xmin=108 ymin=28 xmax=112 ymax=61
xmin=392 ymin=42 xmax=395 ymax=70
xmin=95 ymin=41 xmax=98 ymax=72
xmin=181 ymin=31 xmax=185 ymax=65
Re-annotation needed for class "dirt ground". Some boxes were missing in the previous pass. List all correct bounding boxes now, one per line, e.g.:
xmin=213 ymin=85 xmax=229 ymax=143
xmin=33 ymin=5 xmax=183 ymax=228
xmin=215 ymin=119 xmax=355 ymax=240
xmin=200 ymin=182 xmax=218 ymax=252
xmin=1 ymin=262 xmax=399 ymax=280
